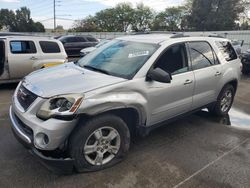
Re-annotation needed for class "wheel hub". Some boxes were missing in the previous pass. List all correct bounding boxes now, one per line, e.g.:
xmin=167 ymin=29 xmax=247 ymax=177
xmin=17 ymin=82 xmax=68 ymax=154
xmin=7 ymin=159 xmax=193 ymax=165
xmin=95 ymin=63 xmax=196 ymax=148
xmin=83 ymin=126 xmax=121 ymax=166
xmin=220 ymin=90 xmax=233 ymax=113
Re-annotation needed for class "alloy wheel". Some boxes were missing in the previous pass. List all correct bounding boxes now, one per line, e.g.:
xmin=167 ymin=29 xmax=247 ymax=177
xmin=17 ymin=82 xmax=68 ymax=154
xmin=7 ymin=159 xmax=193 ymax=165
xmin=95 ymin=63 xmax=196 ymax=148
xmin=84 ymin=126 xmax=121 ymax=166
xmin=220 ymin=89 xmax=233 ymax=113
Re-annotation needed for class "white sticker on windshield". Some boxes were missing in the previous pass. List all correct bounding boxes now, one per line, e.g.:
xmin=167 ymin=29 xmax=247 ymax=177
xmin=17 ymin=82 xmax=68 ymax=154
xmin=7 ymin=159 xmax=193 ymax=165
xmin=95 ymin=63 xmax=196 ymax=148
xmin=128 ymin=51 xmax=149 ymax=58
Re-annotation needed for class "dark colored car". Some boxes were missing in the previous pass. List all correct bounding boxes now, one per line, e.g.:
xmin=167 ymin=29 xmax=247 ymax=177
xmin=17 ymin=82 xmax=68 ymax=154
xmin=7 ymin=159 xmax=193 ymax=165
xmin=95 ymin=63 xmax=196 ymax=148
xmin=58 ymin=35 xmax=98 ymax=57
xmin=240 ymin=50 xmax=250 ymax=74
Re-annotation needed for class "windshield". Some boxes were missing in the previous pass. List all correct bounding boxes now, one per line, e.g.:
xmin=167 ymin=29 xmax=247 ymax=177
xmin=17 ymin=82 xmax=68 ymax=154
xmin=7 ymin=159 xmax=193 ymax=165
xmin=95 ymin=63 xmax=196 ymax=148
xmin=77 ymin=40 xmax=159 ymax=79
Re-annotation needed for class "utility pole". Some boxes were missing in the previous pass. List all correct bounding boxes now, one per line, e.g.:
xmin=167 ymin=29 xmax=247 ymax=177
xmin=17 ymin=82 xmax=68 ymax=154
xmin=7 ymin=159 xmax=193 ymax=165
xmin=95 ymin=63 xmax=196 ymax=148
xmin=53 ymin=0 xmax=56 ymax=30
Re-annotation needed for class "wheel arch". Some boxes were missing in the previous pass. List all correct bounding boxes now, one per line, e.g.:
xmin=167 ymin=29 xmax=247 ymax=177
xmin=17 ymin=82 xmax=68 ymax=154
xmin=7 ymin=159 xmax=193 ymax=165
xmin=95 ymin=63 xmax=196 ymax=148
xmin=74 ymin=107 xmax=145 ymax=137
xmin=224 ymin=79 xmax=238 ymax=94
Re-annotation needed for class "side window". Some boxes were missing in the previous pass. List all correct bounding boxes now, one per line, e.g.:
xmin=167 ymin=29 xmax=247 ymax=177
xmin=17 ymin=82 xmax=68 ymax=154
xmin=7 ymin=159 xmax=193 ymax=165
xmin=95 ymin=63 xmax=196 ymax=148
xmin=66 ymin=37 xmax=77 ymax=43
xmin=10 ymin=41 xmax=36 ymax=54
xmin=154 ymin=43 xmax=189 ymax=75
xmin=188 ymin=42 xmax=216 ymax=70
xmin=86 ymin=37 xmax=97 ymax=42
xmin=215 ymin=41 xmax=237 ymax=61
xmin=39 ymin=41 xmax=61 ymax=53
xmin=78 ymin=37 xmax=87 ymax=42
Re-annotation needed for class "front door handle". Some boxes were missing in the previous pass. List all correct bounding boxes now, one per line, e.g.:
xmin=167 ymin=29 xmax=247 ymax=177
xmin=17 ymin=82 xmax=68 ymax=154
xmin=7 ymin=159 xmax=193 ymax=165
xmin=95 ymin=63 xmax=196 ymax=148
xmin=30 ymin=56 xmax=38 ymax=60
xmin=215 ymin=71 xmax=222 ymax=76
xmin=184 ymin=79 xmax=193 ymax=85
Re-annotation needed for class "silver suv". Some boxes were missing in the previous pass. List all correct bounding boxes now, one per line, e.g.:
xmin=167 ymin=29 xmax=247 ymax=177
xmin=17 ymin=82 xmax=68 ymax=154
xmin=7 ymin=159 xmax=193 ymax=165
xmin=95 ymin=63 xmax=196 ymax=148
xmin=9 ymin=34 xmax=242 ymax=173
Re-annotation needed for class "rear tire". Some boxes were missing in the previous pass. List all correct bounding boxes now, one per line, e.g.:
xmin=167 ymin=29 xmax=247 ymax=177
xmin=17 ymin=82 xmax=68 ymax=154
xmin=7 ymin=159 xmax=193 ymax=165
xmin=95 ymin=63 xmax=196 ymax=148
xmin=69 ymin=114 xmax=130 ymax=172
xmin=209 ymin=84 xmax=235 ymax=116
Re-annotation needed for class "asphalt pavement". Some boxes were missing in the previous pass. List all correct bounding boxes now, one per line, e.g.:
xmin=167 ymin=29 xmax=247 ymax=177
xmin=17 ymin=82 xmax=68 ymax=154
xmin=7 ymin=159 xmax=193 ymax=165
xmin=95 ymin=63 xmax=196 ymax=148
xmin=0 ymin=75 xmax=250 ymax=188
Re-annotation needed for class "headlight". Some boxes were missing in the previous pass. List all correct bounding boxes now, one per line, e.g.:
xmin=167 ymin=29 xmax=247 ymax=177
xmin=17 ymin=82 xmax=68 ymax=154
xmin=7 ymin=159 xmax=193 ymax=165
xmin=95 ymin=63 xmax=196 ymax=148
xmin=37 ymin=94 xmax=84 ymax=120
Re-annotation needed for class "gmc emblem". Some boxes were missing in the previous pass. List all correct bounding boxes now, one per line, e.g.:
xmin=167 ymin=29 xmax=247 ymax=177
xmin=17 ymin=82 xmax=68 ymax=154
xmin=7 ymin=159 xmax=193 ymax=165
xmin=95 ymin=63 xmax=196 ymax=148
xmin=17 ymin=88 xmax=28 ymax=101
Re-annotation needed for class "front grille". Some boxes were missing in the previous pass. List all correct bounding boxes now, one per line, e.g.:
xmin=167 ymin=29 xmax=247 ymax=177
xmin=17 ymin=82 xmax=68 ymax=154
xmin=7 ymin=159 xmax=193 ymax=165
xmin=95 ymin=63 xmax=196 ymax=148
xmin=17 ymin=85 xmax=37 ymax=111
xmin=14 ymin=114 xmax=33 ymax=138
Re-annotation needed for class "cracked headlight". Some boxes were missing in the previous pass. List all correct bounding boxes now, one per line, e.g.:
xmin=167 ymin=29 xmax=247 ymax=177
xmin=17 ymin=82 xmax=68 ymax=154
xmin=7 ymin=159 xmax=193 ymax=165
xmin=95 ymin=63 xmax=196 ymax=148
xmin=37 ymin=94 xmax=84 ymax=120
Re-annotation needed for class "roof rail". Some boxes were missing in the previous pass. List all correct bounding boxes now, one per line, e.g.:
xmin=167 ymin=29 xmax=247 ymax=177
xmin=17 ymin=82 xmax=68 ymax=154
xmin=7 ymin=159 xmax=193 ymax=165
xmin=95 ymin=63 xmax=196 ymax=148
xmin=207 ymin=34 xmax=225 ymax=38
xmin=170 ymin=33 xmax=190 ymax=38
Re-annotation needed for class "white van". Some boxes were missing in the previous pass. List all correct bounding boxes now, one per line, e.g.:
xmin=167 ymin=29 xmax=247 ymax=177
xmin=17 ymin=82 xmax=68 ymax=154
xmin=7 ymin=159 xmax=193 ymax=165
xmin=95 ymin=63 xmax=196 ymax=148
xmin=0 ymin=36 xmax=67 ymax=84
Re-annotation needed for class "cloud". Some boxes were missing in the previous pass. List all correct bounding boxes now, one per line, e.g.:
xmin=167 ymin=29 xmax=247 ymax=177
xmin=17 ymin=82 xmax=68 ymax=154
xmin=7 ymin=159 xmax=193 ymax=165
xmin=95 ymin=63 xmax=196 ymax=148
xmin=0 ymin=0 xmax=20 ymax=2
xmin=85 ymin=0 xmax=184 ymax=11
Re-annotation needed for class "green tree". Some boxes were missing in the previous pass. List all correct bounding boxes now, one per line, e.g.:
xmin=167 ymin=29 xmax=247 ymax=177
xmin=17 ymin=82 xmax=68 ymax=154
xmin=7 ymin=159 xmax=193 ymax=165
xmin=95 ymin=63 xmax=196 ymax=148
xmin=95 ymin=8 xmax=118 ymax=31
xmin=241 ymin=21 xmax=249 ymax=30
xmin=132 ymin=3 xmax=154 ymax=31
xmin=0 ymin=7 xmax=45 ymax=32
xmin=73 ymin=16 xmax=99 ymax=32
xmin=152 ymin=6 xmax=185 ymax=31
xmin=72 ymin=3 xmax=137 ymax=32
xmin=0 ymin=9 xmax=17 ymax=31
xmin=114 ymin=3 xmax=135 ymax=31
xmin=187 ymin=0 xmax=245 ymax=31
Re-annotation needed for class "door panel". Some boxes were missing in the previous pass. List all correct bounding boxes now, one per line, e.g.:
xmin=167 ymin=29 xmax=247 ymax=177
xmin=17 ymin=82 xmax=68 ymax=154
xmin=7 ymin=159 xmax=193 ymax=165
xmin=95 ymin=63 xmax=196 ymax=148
xmin=192 ymin=65 xmax=222 ymax=109
xmin=147 ymin=72 xmax=195 ymax=125
xmin=187 ymin=41 xmax=222 ymax=109
xmin=146 ymin=42 xmax=194 ymax=125
xmin=8 ymin=40 xmax=38 ymax=79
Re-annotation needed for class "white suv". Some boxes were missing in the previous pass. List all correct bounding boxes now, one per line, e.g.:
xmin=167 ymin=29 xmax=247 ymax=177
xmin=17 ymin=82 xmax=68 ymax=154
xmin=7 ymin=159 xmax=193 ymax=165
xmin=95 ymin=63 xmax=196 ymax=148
xmin=0 ymin=36 xmax=67 ymax=84
xmin=9 ymin=34 xmax=242 ymax=173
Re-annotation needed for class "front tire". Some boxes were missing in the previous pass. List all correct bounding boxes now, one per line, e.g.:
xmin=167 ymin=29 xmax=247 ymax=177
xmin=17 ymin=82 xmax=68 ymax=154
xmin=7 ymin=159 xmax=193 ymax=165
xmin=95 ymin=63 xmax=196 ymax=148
xmin=69 ymin=114 xmax=130 ymax=172
xmin=209 ymin=84 xmax=235 ymax=116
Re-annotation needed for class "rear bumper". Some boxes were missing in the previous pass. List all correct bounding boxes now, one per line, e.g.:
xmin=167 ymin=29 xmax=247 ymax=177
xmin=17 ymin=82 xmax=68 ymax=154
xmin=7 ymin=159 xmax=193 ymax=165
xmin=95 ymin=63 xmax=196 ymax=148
xmin=9 ymin=105 xmax=74 ymax=174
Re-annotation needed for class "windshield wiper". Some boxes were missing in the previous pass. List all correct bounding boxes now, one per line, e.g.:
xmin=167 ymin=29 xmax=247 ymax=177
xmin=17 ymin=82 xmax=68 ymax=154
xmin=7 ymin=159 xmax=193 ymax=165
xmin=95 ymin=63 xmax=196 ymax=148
xmin=83 ymin=65 xmax=111 ymax=75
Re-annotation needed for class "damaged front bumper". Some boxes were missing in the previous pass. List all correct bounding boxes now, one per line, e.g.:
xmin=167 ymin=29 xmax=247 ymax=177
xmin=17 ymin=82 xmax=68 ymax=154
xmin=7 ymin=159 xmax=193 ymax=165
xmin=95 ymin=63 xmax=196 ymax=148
xmin=9 ymin=105 xmax=75 ymax=174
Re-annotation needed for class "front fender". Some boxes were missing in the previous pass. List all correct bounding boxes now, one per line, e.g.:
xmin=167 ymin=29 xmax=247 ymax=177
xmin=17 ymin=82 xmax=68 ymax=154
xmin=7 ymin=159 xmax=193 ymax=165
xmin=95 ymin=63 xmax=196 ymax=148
xmin=77 ymin=92 xmax=148 ymax=125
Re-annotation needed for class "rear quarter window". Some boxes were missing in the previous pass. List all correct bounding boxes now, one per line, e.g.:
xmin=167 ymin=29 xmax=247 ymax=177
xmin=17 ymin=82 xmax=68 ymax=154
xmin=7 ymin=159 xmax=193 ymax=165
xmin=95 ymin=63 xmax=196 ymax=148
xmin=215 ymin=41 xmax=237 ymax=61
xmin=39 ymin=41 xmax=61 ymax=53
xmin=86 ymin=37 xmax=97 ymax=42
xmin=77 ymin=37 xmax=87 ymax=42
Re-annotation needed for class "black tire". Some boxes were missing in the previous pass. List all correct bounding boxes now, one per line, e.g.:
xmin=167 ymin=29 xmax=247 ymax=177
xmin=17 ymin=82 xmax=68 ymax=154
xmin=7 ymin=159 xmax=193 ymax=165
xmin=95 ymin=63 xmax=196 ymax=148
xmin=209 ymin=84 xmax=235 ymax=116
xmin=69 ymin=114 xmax=130 ymax=172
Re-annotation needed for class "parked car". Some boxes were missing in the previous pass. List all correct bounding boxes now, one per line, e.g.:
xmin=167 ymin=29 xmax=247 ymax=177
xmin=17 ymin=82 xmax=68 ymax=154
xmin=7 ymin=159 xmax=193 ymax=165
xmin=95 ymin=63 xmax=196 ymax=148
xmin=231 ymin=39 xmax=244 ymax=55
xmin=240 ymin=50 xmax=250 ymax=74
xmin=9 ymin=34 xmax=241 ymax=173
xmin=58 ymin=35 xmax=98 ymax=57
xmin=80 ymin=39 xmax=110 ymax=57
xmin=0 ymin=36 xmax=67 ymax=84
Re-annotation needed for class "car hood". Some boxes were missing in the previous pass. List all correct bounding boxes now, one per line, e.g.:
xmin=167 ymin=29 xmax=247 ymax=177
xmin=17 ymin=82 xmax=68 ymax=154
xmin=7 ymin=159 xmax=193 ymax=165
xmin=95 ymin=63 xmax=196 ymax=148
xmin=23 ymin=62 xmax=126 ymax=98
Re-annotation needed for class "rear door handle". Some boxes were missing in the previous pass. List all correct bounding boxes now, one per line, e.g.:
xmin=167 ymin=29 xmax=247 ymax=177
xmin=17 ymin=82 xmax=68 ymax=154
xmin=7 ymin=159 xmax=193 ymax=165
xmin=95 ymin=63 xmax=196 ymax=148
xmin=184 ymin=79 xmax=193 ymax=85
xmin=30 ymin=56 xmax=38 ymax=60
xmin=215 ymin=71 xmax=222 ymax=76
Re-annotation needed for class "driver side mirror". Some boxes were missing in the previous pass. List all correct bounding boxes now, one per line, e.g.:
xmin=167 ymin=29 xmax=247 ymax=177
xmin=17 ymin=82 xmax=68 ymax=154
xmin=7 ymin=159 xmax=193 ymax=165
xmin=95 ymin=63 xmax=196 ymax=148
xmin=146 ymin=68 xmax=172 ymax=83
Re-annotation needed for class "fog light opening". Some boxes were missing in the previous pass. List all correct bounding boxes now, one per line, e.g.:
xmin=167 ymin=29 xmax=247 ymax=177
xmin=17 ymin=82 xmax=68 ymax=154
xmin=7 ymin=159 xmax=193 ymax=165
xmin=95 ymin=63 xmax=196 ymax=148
xmin=35 ymin=133 xmax=49 ymax=147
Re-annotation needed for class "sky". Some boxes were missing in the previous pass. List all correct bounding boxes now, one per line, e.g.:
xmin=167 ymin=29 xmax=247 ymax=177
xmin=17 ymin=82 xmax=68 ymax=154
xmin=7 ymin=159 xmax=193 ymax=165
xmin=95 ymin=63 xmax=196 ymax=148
xmin=0 ymin=0 xmax=184 ymax=29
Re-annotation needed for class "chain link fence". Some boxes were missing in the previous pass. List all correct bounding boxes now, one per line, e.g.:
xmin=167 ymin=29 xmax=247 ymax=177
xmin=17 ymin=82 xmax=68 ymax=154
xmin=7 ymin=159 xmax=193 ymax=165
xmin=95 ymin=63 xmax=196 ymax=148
xmin=7 ymin=30 xmax=250 ymax=51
